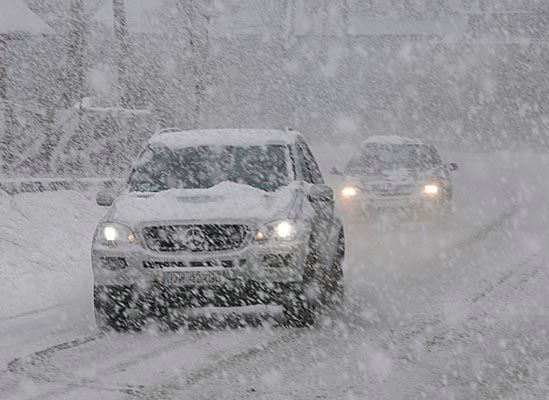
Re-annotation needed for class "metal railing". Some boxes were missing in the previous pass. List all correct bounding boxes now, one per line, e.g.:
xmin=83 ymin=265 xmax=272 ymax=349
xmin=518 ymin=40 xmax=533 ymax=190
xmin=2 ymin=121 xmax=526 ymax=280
xmin=0 ymin=177 xmax=123 ymax=195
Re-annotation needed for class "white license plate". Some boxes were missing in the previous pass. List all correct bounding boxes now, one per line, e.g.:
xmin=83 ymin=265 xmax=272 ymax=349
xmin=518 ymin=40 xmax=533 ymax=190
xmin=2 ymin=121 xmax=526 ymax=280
xmin=163 ymin=271 xmax=225 ymax=287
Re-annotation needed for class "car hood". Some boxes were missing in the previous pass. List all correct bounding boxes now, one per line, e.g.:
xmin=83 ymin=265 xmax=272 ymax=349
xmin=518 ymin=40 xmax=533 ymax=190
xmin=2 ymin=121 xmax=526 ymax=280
xmin=107 ymin=181 xmax=300 ymax=226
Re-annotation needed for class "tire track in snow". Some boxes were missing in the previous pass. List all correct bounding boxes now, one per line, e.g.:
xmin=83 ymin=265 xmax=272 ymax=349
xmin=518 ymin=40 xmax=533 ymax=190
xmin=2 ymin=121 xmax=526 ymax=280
xmin=134 ymin=329 xmax=305 ymax=399
xmin=345 ymin=203 xmax=521 ymax=341
xmin=0 ymin=301 xmax=75 ymax=323
xmin=2 ymin=204 xmax=520 ymax=399
xmin=131 ymin=204 xmax=523 ymax=399
xmin=424 ymin=254 xmax=544 ymax=351
xmin=378 ymin=255 xmax=548 ymax=400
xmin=4 ymin=332 xmax=199 ymax=399
xmin=4 ymin=327 xmax=302 ymax=400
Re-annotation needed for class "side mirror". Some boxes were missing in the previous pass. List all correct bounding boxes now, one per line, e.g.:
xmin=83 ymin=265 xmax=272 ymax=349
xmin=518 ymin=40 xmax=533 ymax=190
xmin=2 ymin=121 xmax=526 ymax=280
xmin=447 ymin=162 xmax=459 ymax=172
xmin=96 ymin=189 xmax=116 ymax=207
xmin=330 ymin=166 xmax=343 ymax=176
xmin=308 ymin=184 xmax=334 ymax=203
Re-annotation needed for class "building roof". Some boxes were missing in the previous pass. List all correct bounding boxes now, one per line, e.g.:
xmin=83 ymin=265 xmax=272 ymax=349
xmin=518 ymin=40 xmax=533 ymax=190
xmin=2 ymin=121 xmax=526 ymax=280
xmin=148 ymin=129 xmax=299 ymax=149
xmin=0 ymin=0 xmax=54 ymax=36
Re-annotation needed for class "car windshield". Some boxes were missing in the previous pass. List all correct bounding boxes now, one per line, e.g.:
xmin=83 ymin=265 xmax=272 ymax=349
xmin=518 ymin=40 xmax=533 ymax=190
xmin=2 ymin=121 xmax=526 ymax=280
xmin=345 ymin=143 xmax=441 ymax=174
xmin=128 ymin=144 xmax=290 ymax=192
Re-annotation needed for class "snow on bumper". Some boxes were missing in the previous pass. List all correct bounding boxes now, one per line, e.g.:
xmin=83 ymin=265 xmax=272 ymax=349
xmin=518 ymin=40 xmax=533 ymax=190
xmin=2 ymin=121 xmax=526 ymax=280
xmin=338 ymin=191 xmax=445 ymax=211
xmin=91 ymin=241 xmax=308 ymax=289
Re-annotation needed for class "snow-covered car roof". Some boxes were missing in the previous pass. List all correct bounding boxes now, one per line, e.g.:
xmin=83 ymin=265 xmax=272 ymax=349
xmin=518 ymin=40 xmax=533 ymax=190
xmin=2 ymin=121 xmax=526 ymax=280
xmin=362 ymin=135 xmax=426 ymax=146
xmin=148 ymin=129 xmax=300 ymax=149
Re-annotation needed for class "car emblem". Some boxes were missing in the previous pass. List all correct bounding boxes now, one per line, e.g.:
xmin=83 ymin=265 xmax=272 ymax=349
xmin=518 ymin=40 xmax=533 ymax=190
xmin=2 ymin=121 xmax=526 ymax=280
xmin=177 ymin=227 xmax=207 ymax=251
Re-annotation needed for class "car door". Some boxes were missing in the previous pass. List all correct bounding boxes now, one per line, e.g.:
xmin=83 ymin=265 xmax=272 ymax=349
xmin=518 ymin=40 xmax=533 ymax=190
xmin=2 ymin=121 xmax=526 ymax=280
xmin=296 ymin=140 xmax=339 ymax=264
xmin=429 ymin=146 xmax=452 ymax=198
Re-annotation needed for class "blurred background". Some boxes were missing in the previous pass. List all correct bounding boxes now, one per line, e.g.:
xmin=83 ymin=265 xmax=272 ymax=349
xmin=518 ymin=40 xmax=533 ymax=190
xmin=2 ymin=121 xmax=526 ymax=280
xmin=1 ymin=0 xmax=548 ymax=178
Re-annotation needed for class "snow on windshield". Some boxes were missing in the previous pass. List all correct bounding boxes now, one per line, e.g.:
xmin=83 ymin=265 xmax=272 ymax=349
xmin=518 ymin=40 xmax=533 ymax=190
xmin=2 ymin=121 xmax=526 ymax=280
xmin=345 ymin=144 xmax=442 ymax=173
xmin=129 ymin=144 xmax=290 ymax=192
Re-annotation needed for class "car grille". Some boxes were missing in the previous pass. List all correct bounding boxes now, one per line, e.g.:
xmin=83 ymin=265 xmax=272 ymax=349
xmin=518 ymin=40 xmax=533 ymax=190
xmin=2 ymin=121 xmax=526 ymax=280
xmin=370 ymin=184 xmax=415 ymax=197
xmin=143 ymin=259 xmax=247 ymax=269
xmin=142 ymin=224 xmax=250 ymax=253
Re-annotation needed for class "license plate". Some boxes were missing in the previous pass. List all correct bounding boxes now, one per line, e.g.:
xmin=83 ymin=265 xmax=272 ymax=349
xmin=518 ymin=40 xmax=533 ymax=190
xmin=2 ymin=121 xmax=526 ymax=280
xmin=163 ymin=271 xmax=225 ymax=287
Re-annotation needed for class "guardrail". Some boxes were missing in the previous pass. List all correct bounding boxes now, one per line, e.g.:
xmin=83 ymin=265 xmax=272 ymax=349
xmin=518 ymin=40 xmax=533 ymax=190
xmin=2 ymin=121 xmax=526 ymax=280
xmin=0 ymin=177 xmax=123 ymax=195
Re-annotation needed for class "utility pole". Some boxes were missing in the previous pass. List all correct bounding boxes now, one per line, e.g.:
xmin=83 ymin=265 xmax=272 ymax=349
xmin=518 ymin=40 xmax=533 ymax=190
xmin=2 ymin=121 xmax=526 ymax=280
xmin=66 ymin=0 xmax=87 ymax=108
xmin=112 ymin=0 xmax=131 ymax=108
xmin=0 ymin=34 xmax=17 ymax=172
xmin=176 ymin=0 xmax=211 ymax=128
xmin=0 ymin=35 xmax=7 ymax=131
xmin=0 ymin=35 xmax=7 ymax=171
xmin=35 ymin=0 xmax=88 ymax=173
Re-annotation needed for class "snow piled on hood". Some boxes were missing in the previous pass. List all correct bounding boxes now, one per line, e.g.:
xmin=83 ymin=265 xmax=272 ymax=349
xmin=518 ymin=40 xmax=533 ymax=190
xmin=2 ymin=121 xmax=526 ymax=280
xmin=110 ymin=182 xmax=300 ymax=225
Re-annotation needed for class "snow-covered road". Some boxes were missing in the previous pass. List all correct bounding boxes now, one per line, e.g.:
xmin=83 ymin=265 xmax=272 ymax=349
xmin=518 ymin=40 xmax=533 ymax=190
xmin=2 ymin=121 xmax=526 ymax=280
xmin=1 ymin=152 xmax=548 ymax=399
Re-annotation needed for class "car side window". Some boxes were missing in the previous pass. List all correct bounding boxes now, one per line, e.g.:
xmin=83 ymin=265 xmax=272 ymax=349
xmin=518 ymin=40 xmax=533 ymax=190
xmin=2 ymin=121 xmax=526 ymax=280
xmin=297 ymin=142 xmax=324 ymax=184
xmin=429 ymin=146 xmax=443 ymax=165
xmin=296 ymin=144 xmax=311 ymax=183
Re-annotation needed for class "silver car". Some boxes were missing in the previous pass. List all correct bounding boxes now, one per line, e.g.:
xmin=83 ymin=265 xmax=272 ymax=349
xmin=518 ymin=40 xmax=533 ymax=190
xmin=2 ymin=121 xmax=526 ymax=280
xmin=92 ymin=129 xmax=345 ymax=329
xmin=335 ymin=136 xmax=458 ymax=218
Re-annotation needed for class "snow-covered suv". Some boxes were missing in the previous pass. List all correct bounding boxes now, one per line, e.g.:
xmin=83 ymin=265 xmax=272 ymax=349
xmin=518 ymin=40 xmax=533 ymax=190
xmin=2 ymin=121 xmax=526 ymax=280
xmin=92 ymin=129 xmax=345 ymax=329
xmin=335 ymin=136 xmax=458 ymax=217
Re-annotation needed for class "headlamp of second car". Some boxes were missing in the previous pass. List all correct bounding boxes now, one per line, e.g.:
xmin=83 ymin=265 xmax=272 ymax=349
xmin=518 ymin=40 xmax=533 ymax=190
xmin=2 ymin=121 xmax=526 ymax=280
xmin=254 ymin=220 xmax=303 ymax=242
xmin=97 ymin=222 xmax=136 ymax=246
xmin=422 ymin=183 xmax=440 ymax=196
xmin=340 ymin=185 xmax=359 ymax=198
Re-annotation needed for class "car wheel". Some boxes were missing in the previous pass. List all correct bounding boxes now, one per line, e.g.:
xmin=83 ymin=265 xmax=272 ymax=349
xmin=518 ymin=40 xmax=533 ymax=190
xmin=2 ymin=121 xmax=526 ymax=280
xmin=324 ymin=230 xmax=345 ymax=306
xmin=340 ymin=203 xmax=368 ymax=224
xmin=431 ymin=197 xmax=454 ymax=225
xmin=94 ymin=289 xmax=143 ymax=332
xmin=94 ymin=305 xmax=136 ymax=332
xmin=282 ymin=297 xmax=316 ymax=327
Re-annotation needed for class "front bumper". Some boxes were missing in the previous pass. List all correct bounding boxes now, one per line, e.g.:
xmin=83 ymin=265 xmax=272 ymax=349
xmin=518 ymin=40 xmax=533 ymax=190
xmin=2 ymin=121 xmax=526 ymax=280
xmin=338 ymin=192 xmax=446 ymax=212
xmin=94 ymin=280 xmax=303 ymax=315
xmin=92 ymin=240 xmax=309 ymax=311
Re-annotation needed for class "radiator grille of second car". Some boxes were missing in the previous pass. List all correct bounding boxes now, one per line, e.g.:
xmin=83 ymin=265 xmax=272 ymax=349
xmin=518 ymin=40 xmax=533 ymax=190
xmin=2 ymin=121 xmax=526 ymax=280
xmin=142 ymin=224 xmax=250 ymax=253
xmin=371 ymin=184 xmax=415 ymax=197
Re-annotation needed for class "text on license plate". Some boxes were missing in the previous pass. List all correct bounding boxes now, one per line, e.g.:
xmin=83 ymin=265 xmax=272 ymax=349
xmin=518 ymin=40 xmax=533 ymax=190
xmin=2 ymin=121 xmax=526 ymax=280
xmin=163 ymin=271 xmax=225 ymax=286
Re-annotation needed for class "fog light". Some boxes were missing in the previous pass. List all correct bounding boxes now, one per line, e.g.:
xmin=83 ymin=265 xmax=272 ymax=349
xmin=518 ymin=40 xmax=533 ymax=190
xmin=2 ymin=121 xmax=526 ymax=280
xmin=100 ymin=257 xmax=128 ymax=271
xmin=255 ymin=231 xmax=265 ymax=241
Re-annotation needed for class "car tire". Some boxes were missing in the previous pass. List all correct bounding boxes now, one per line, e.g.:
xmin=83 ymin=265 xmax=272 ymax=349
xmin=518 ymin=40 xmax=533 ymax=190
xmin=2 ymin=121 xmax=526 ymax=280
xmin=94 ymin=305 xmax=135 ymax=332
xmin=339 ymin=203 xmax=368 ymax=224
xmin=282 ymin=296 xmax=316 ymax=327
xmin=323 ymin=230 xmax=345 ymax=306
xmin=94 ymin=289 xmax=143 ymax=332
xmin=283 ymin=243 xmax=317 ymax=327
xmin=431 ymin=197 xmax=454 ymax=225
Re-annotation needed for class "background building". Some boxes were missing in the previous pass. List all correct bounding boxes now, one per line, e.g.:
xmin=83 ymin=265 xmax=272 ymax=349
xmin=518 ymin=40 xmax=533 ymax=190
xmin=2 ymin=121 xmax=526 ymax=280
xmin=1 ymin=0 xmax=548 ymax=176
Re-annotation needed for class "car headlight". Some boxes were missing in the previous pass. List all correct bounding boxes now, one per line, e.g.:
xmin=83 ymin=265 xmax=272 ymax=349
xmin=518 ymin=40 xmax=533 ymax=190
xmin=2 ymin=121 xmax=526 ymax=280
xmin=254 ymin=220 xmax=303 ymax=242
xmin=340 ymin=185 xmax=359 ymax=198
xmin=422 ymin=184 xmax=439 ymax=195
xmin=97 ymin=222 xmax=136 ymax=245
